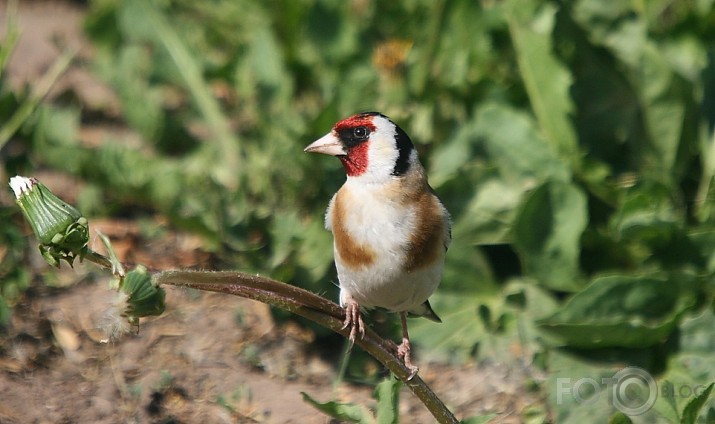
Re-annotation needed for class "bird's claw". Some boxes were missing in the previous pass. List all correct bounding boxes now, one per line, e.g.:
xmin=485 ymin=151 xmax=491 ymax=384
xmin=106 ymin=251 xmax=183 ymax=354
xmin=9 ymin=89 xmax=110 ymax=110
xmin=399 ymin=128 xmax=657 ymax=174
xmin=385 ymin=338 xmax=419 ymax=380
xmin=396 ymin=338 xmax=419 ymax=380
xmin=342 ymin=301 xmax=365 ymax=344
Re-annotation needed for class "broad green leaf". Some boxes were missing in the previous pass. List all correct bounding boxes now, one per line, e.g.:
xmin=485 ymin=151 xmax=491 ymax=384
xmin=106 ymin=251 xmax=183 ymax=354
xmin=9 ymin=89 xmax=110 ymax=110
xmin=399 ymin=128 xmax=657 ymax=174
xmin=250 ymin=27 xmax=289 ymax=90
xmin=572 ymin=0 xmax=646 ymax=68
xmin=513 ymin=181 xmax=587 ymax=291
xmin=475 ymin=104 xmax=571 ymax=185
xmin=546 ymin=350 xmax=670 ymax=423
xmin=413 ymin=279 xmax=557 ymax=363
xmin=269 ymin=211 xmax=302 ymax=269
xmin=504 ymin=0 xmax=578 ymax=163
xmin=572 ymin=0 xmax=694 ymax=176
xmin=108 ymin=45 xmax=164 ymax=140
xmin=430 ymin=111 xmax=526 ymax=245
xmin=650 ymin=308 xmax=715 ymax=421
xmin=660 ymin=34 xmax=708 ymax=87
xmin=374 ymin=378 xmax=400 ymax=424
xmin=301 ymin=392 xmax=374 ymax=424
xmin=440 ymin=235 xmax=496 ymax=293
xmin=546 ymin=350 xmax=625 ymax=423
xmin=660 ymin=380 xmax=682 ymax=422
xmin=538 ymin=274 xmax=699 ymax=348
xmin=409 ymin=292 xmax=487 ymax=362
xmin=610 ymin=180 xmax=682 ymax=243
xmin=452 ymin=177 xmax=523 ymax=245
xmin=688 ymin=229 xmax=715 ymax=274
xmin=680 ymin=383 xmax=714 ymax=424
xmin=431 ymin=0 xmax=492 ymax=91
xmin=639 ymin=43 xmax=687 ymax=173
xmin=295 ymin=215 xmax=334 ymax=283
xmin=429 ymin=119 xmax=478 ymax=188
xmin=33 ymin=106 xmax=80 ymax=148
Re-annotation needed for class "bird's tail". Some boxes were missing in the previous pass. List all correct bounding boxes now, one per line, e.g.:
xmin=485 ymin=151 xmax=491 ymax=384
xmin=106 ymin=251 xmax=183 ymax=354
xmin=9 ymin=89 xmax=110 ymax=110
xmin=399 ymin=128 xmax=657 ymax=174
xmin=407 ymin=300 xmax=442 ymax=323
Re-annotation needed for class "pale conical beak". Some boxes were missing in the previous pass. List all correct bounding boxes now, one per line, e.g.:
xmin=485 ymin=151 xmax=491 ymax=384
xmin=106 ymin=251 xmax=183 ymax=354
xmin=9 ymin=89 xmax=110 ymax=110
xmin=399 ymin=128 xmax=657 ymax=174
xmin=304 ymin=133 xmax=346 ymax=156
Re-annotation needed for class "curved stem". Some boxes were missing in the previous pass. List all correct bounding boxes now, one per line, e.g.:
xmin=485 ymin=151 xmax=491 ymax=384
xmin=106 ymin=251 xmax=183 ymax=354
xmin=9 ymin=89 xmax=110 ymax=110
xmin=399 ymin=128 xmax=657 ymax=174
xmin=155 ymin=270 xmax=459 ymax=424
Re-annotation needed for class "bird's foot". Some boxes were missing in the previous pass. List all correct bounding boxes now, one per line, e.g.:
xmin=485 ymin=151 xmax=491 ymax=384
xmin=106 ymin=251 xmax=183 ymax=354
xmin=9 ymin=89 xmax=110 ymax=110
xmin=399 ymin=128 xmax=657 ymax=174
xmin=396 ymin=337 xmax=419 ymax=380
xmin=342 ymin=300 xmax=365 ymax=344
xmin=386 ymin=337 xmax=419 ymax=380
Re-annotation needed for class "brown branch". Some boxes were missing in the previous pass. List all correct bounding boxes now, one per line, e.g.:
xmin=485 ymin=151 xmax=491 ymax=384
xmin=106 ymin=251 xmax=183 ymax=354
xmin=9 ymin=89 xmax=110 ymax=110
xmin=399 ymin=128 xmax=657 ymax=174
xmin=155 ymin=270 xmax=459 ymax=424
xmin=13 ymin=178 xmax=458 ymax=422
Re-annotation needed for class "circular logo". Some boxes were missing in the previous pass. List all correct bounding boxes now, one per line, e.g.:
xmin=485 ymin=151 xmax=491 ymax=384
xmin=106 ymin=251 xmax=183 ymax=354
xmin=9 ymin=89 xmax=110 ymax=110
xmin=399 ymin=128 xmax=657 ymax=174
xmin=611 ymin=367 xmax=658 ymax=415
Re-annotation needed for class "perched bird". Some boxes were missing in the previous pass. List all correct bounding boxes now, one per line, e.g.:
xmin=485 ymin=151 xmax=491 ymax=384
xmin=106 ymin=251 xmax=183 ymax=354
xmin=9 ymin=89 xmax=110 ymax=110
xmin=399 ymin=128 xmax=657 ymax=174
xmin=304 ymin=112 xmax=451 ymax=377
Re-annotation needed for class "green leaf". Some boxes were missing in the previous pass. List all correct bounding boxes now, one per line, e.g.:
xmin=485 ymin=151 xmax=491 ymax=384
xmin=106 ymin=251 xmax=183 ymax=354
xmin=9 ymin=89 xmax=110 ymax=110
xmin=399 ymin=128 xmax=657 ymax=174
xmin=452 ymin=177 xmax=522 ymax=245
xmin=546 ymin=351 xmax=623 ymax=423
xmin=0 ymin=50 xmax=75 ymax=149
xmin=639 ymin=43 xmax=687 ymax=173
xmin=440 ymin=234 xmax=496 ymax=293
xmin=688 ymin=228 xmax=715 ymax=275
xmin=680 ymin=382 xmax=714 ymax=424
xmin=607 ymin=412 xmax=633 ymax=424
xmin=512 ymin=181 xmax=587 ymax=291
xmin=431 ymin=0 xmax=492 ymax=91
xmin=301 ymin=392 xmax=374 ymax=424
xmin=109 ymin=45 xmax=165 ymax=140
xmin=504 ymin=0 xmax=578 ymax=163
xmin=475 ymin=104 xmax=571 ymax=185
xmin=374 ymin=378 xmax=400 ymax=424
xmin=409 ymin=292 xmax=486 ymax=362
xmin=295 ymin=214 xmax=334 ymax=282
xmin=538 ymin=273 xmax=699 ymax=348
xmin=429 ymin=119 xmax=478 ymax=188
xmin=0 ymin=0 xmax=20 ymax=79
xmin=460 ymin=414 xmax=498 ymax=424
xmin=413 ymin=279 xmax=557 ymax=362
xmin=610 ymin=180 xmax=681 ymax=243
xmin=650 ymin=309 xmax=715 ymax=422
xmin=571 ymin=0 xmax=646 ymax=68
xmin=661 ymin=380 xmax=682 ymax=421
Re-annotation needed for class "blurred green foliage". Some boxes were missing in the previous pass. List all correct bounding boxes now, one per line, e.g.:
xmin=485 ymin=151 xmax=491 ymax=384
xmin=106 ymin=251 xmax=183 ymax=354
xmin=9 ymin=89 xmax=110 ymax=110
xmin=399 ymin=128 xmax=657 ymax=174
xmin=2 ymin=0 xmax=715 ymax=421
xmin=302 ymin=377 xmax=402 ymax=424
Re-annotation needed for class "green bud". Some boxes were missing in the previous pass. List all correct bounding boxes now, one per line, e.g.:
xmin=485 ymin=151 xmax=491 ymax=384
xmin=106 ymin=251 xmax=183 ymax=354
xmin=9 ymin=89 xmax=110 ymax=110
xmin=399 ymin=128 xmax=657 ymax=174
xmin=119 ymin=266 xmax=166 ymax=325
xmin=9 ymin=176 xmax=89 ymax=267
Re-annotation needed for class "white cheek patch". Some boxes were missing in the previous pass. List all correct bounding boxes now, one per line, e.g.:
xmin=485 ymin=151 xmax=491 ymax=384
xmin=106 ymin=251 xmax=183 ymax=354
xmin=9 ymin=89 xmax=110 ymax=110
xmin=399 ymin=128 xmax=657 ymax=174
xmin=356 ymin=135 xmax=399 ymax=184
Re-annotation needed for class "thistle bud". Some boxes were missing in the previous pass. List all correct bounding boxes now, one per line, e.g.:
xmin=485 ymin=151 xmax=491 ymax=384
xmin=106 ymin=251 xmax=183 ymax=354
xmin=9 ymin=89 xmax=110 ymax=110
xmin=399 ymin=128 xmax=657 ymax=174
xmin=119 ymin=266 xmax=166 ymax=326
xmin=9 ymin=176 xmax=89 ymax=267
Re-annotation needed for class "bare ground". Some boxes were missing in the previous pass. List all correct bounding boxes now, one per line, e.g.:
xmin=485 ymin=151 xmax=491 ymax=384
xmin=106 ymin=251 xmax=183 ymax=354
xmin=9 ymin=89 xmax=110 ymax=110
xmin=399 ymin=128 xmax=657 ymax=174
xmin=0 ymin=1 xmax=538 ymax=422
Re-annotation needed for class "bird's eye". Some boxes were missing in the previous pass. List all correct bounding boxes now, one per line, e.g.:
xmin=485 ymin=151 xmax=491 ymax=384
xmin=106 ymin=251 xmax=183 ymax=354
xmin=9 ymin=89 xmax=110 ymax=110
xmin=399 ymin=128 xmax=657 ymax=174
xmin=353 ymin=126 xmax=368 ymax=139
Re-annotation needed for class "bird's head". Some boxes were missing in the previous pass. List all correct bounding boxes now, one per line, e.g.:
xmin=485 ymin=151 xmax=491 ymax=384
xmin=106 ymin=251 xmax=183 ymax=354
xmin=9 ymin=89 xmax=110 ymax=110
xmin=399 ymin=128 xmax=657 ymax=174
xmin=304 ymin=112 xmax=416 ymax=182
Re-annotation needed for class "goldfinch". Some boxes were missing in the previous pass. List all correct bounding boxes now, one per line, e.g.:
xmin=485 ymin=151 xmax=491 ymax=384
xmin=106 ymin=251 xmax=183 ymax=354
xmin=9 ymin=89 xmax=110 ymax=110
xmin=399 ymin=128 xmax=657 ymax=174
xmin=305 ymin=112 xmax=451 ymax=376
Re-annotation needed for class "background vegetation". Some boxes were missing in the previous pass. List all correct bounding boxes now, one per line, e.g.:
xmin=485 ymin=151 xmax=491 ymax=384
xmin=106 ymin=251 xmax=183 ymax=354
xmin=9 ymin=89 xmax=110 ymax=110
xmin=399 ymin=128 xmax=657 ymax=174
xmin=2 ymin=0 xmax=714 ymax=422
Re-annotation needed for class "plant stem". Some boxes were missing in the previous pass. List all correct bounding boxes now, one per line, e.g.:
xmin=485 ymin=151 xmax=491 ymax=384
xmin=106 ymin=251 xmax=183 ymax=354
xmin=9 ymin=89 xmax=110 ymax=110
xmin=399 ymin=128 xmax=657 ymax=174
xmin=155 ymin=270 xmax=459 ymax=424
xmin=83 ymin=249 xmax=115 ymax=272
xmin=76 ymin=251 xmax=459 ymax=422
